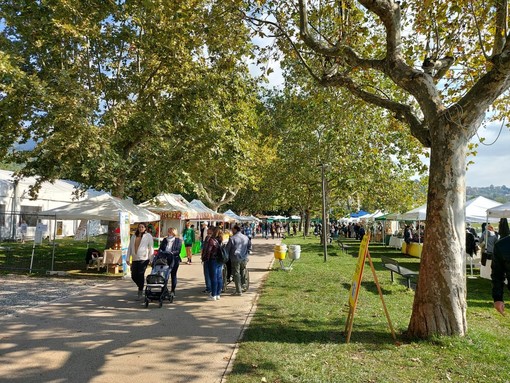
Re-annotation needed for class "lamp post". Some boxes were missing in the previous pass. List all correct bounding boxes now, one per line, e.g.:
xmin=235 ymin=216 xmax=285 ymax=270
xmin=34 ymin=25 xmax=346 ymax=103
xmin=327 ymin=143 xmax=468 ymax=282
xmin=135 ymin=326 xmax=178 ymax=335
xmin=320 ymin=163 xmax=328 ymax=262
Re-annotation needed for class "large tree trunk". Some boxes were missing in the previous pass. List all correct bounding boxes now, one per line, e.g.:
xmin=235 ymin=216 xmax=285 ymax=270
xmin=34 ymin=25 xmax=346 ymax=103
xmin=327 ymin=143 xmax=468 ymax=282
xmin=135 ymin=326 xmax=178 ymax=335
xmin=304 ymin=207 xmax=311 ymax=237
xmin=407 ymin=120 xmax=469 ymax=337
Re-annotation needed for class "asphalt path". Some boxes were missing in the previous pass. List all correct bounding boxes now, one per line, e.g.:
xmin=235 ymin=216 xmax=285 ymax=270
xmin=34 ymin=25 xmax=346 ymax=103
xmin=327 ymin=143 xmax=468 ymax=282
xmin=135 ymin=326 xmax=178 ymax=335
xmin=0 ymin=237 xmax=280 ymax=383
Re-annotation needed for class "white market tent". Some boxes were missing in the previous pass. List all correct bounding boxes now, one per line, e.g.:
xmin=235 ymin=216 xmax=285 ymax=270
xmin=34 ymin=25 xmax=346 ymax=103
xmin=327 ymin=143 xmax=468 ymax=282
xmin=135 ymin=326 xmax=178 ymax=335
xmin=487 ymin=201 xmax=510 ymax=219
xmin=40 ymin=194 xmax=160 ymax=223
xmin=189 ymin=199 xmax=227 ymax=222
xmin=465 ymin=196 xmax=501 ymax=223
xmin=139 ymin=193 xmax=201 ymax=235
xmin=400 ymin=203 xmax=427 ymax=221
xmin=400 ymin=196 xmax=501 ymax=223
xmin=0 ymin=169 xmax=103 ymax=240
xmin=223 ymin=209 xmax=243 ymax=222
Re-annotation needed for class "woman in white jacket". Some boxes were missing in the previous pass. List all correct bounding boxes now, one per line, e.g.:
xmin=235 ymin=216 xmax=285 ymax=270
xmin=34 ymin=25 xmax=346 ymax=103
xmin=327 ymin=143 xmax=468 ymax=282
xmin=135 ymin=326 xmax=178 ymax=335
xmin=127 ymin=223 xmax=154 ymax=300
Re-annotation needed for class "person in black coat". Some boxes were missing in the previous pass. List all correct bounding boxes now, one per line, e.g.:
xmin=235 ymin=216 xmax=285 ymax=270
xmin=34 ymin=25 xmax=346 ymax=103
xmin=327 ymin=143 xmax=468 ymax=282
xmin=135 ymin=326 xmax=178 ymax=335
xmin=465 ymin=228 xmax=477 ymax=258
xmin=491 ymin=234 xmax=510 ymax=315
xmin=158 ymin=227 xmax=183 ymax=294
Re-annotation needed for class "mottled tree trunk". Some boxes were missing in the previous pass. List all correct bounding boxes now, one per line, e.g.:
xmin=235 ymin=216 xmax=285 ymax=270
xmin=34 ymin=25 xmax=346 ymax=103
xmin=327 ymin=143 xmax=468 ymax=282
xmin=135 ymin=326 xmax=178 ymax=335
xmin=304 ymin=207 xmax=311 ymax=236
xmin=407 ymin=120 xmax=469 ymax=337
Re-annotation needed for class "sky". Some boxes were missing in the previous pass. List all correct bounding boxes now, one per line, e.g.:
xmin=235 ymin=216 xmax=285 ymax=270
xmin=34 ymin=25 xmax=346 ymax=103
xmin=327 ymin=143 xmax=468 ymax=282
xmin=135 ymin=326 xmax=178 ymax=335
xmin=466 ymin=122 xmax=510 ymax=187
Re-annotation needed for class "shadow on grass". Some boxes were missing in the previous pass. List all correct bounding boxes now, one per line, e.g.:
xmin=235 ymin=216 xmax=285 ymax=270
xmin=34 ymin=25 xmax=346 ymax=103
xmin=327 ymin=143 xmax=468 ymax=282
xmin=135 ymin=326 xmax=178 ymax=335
xmin=242 ymin=323 xmax=397 ymax=346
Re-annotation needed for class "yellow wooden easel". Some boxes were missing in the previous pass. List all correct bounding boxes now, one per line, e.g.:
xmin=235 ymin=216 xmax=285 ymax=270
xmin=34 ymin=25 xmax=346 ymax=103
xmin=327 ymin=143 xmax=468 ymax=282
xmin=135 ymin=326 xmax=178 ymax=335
xmin=344 ymin=233 xmax=396 ymax=343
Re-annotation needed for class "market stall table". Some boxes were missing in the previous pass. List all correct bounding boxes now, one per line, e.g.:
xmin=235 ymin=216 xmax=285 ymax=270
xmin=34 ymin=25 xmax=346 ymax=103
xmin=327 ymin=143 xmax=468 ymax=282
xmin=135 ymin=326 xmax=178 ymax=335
xmin=389 ymin=236 xmax=404 ymax=249
xmin=402 ymin=242 xmax=422 ymax=258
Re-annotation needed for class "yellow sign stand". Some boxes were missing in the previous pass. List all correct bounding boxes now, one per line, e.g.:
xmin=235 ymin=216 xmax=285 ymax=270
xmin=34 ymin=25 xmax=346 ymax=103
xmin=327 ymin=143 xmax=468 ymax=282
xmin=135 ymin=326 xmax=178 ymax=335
xmin=344 ymin=233 xmax=396 ymax=343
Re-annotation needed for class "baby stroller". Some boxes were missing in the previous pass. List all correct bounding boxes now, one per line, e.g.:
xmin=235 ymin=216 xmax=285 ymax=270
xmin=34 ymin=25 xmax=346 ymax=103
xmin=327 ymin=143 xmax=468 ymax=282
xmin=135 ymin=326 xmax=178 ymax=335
xmin=144 ymin=254 xmax=173 ymax=308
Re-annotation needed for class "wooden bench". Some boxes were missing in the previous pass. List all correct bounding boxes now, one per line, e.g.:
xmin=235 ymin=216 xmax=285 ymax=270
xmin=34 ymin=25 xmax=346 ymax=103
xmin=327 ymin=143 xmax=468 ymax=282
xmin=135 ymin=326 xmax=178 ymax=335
xmin=337 ymin=239 xmax=350 ymax=254
xmin=380 ymin=255 xmax=419 ymax=289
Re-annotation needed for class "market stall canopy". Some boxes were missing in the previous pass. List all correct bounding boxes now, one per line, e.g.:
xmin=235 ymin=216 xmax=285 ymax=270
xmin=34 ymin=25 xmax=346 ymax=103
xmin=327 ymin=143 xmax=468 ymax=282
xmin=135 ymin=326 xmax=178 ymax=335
xmin=487 ymin=201 xmax=510 ymax=219
xmin=40 ymin=194 xmax=160 ymax=223
xmin=401 ymin=196 xmax=502 ymax=223
xmin=223 ymin=209 xmax=243 ymax=222
xmin=350 ymin=210 xmax=370 ymax=218
xmin=268 ymin=215 xmax=287 ymax=221
xmin=189 ymin=199 xmax=227 ymax=221
xmin=465 ymin=196 xmax=501 ymax=223
xmin=375 ymin=212 xmax=401 ymax=221
xmin=400 ymin=203 xmax=427 ymax=221
xmin=139 ymin=193 xmax=201 ymax=220
xmin=361 ymin=210 xmax=384 ymax=220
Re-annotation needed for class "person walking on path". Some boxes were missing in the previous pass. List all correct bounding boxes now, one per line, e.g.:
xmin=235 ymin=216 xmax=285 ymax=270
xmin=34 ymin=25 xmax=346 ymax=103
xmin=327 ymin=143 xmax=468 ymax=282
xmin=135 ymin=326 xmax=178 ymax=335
xmin=225 ymin=224 xmax=251 ymax=296
xmin=158 ymin=227 xmax=183 ymax=297
xmin=202 ymin=226 xmax=224 ymax=301
xmin=183 ymin=221 xmax=195 ymax=264
xmin=127 ymin=223 xmax=154 ymax=300
xmin=201 ymin=226 xmax=213 ymax=294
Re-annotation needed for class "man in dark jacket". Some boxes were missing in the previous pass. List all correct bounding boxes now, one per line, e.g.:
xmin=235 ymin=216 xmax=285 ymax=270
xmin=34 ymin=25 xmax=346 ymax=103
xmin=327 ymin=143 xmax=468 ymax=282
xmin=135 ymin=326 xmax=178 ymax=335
xmin=225 ymin=224 xmax=252 ymax=296
xmin=491 ymin=235 xmax=510 ymax=314
xmin=158 ymin=227 xmax=183 ymax=295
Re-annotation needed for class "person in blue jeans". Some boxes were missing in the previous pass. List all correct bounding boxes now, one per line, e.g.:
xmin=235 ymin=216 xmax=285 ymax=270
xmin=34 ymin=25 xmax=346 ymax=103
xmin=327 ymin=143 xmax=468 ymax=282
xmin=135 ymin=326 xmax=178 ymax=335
xmin=202 ymin=226 xmax=224 ymax=301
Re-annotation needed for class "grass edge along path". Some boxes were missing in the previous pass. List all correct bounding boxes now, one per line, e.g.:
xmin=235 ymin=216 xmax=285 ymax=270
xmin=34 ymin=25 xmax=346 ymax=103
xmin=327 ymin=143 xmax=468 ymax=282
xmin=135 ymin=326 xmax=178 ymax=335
xmin=227 ymin=236 xmax=510 ymax=383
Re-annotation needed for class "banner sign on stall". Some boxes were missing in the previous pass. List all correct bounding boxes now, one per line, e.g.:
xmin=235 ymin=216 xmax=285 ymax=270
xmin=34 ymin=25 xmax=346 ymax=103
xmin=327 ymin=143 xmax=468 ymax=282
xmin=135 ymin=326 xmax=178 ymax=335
xmin=344 ymin=233 xmax=396 ymax=343
xmin=34 ymin=223 xmax=48 ymax=245
xmin=119 ymin=212 xmax=131 ymax=276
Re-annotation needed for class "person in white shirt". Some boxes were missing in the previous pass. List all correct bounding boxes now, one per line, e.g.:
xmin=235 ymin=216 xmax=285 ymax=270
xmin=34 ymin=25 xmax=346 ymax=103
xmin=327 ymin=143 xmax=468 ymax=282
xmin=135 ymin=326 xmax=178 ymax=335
xmin=127 ymin=223 xmax=154 ymax=300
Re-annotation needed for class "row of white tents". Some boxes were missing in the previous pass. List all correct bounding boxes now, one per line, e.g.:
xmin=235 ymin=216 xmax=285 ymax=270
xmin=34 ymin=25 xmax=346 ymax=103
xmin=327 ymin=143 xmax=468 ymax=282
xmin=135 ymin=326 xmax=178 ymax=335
xmin=0 ymin=170 xmax=257 ymax=240
xmin=385 ymin=196 xmax=509 ymax=223
xmin=345 ymin=197 xmax=509 ymax=224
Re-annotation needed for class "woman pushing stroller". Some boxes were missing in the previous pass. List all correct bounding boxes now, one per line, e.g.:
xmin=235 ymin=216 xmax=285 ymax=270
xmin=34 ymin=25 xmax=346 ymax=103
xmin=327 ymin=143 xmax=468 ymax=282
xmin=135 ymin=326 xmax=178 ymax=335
xmin=157 ymin=227 xmax=183 ymax=297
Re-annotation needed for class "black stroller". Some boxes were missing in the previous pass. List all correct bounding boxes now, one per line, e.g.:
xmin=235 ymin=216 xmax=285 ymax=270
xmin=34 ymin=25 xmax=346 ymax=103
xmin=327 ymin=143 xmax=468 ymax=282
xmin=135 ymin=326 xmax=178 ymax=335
xmin=144 ymin=255 xmax=174 ymax=308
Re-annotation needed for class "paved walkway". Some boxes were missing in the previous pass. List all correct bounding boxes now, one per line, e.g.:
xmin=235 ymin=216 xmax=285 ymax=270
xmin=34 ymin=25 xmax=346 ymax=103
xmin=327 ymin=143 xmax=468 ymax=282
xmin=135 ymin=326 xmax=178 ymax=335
xmin=0 ymin=237 xmax=280 ymax=383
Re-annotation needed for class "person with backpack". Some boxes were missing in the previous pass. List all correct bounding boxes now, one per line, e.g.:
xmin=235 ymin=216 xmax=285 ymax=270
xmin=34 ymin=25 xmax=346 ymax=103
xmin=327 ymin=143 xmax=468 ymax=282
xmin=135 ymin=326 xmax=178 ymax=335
xmin=201 ymin=226 xmax=224 ymax=301
xmin=225 ymin=224 xmax=252 ymax=296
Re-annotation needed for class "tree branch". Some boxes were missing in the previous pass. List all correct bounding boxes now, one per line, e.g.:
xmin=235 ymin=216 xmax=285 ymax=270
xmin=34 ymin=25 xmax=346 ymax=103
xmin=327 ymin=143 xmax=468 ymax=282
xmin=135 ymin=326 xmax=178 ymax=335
xmin=298 ymin=0 xmax=386 ymax=72
xmin=246 ymin=13 xmax=322 ymax=82
xmin=492 ymin=0 xmax=508 ymax=57
xmin=319 ymin=73 xmax=430 ymax=147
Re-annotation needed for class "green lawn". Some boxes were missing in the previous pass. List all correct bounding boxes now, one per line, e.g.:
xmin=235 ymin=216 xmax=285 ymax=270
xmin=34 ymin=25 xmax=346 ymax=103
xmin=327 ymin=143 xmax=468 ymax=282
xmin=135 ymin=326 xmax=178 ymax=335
xmin=228 ymin=236 xmax=510 ymax=383
xmin=0 ymin=235 xmax=118 ymax=277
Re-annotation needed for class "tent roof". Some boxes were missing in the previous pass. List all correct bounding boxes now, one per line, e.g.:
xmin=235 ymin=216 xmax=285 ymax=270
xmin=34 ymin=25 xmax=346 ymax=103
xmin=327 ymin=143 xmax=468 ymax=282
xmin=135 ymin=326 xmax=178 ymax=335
xmin=487 ymin=201 xmax=510 ymax=219
xmin=40 ymin=194 xmax=160 ymax=223
xmin=189 ymin=199 xmax=228 ymax=221
xmin=465 ymin=196 xmax=501 ymax=223
xmin=139 ymin=193 xmax=201 ymax=220
xmin=223 ymin=209 xmax=243 ymax=221
xmin=400 ymin=203 xmax=427 ymax=221
xmin=0 ymin=169 xmax=82 ymax=202
xmin=350 ymin=210 xmax=370 ymax=218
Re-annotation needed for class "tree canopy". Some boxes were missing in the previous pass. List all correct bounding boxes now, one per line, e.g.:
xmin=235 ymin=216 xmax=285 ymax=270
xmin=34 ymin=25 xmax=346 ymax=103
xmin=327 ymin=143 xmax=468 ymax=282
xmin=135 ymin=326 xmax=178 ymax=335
xmin=0 ymin=0 xmax=265 ymax=205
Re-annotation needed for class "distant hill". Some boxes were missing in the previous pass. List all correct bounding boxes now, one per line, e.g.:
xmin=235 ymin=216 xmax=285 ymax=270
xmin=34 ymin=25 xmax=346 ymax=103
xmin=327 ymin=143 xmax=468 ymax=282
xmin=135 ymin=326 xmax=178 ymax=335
xmin=467 ymin=185 xmax=510 ymax=203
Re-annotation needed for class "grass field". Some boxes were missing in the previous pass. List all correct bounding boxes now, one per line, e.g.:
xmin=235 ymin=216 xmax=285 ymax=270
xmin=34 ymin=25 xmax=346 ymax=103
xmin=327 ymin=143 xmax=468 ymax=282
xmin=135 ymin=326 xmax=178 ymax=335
xmin=228 ymin=236 xmax=510 ymax=383
xmin=0 ymin=235 xmax=118 ymax=277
